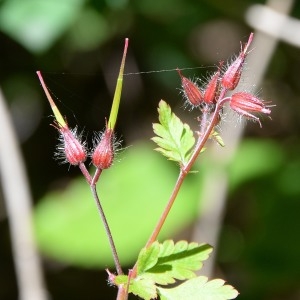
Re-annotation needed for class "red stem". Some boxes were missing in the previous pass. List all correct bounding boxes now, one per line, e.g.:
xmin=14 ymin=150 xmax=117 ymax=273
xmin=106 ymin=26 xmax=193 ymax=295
xmin=131 ymin=91 xmax=229 ymax=278
xmin=116 ymin=285 xmax=128 ymax=300
xmin=92 ymin=167 xmax=102 ymax=185
xmin=145 ymin=170 xmax=186 ymax=249
xmin=79 ymin=164 xmax=123 ymax=275
xmin=90 ymin=183 xmax=123 ymax=275
xmin=79 ymin=163 xmax=92 ymax=184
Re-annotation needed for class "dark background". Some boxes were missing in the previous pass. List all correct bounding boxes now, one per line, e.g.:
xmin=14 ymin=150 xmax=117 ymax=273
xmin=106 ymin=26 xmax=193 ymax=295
xmin=0 ymin=0 xmax=300 ymax=299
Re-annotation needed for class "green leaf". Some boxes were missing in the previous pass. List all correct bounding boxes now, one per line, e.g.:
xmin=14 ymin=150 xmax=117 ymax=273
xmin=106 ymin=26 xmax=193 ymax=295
xmin=137 ymin=242 xmax=160 ymax=275
xmin=114 ymin=275 xmax=157 ymax=300
xmin=152 ymin=100 xmax=195 ymax=165
xmin=0 ymin=0 xmax=84 ymax=53
xmin=130 ymin=277 xmax=157 ymax=300
xmin=113 ymin=241 xmax=213 ymax=300
xmin=158 ymin=276 xmax=239 ymax=300
xmin=137 ymin=240 xmax=213 ymax=285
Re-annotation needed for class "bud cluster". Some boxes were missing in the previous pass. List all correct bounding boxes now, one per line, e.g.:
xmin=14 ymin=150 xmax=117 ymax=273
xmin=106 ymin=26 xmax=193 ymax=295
xmin=37 ymin=71 xmax=117 ymax=170
xmin=178 ymin=33 xmax=271 ymax=126
xmin=53 ymin=119 xmax=117 ymax=169
xmin=38 ymin=33 xmax=271 ymax=177
xmin=56 ymin=124 xmax=117 ymax=169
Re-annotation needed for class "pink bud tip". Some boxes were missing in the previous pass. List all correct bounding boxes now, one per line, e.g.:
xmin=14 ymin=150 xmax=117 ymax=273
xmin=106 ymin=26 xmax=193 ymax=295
xmin=203 ymin=70 xmax=220 ymax=104
xmin=221 ymin=33 xmax=254 ymax=90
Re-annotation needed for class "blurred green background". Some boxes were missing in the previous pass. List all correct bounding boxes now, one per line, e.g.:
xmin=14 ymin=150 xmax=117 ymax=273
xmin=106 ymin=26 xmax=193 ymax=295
xmin=0 ymin=0 xmax=300 ymax=299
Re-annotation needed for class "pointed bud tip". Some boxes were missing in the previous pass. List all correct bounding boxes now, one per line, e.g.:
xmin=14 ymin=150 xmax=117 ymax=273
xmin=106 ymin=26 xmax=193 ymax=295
xmin=37 ymin=71 xmax=67 ymax=127
xmin=244 ymin=33 xmax=254 ymax=54
xmin=107 ymin=38 xmax=129 ymax=131
xmin=203 ymin=71 xmax=220 ymax=104
xmin=176 ymin=68 xmax=182 ymax=76
xmin=123 ymin=38 xmax=129 ymax=55
xmin=36 ymin=71 xmax=43 ymax=83
xmin=221 ymin=33 xmax=254 ymax=91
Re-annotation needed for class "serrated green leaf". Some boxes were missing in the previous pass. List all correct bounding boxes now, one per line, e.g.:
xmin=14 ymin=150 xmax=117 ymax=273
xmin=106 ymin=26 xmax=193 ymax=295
xmin=158 ymin=276 xmax=239 ymax=300
xmin=115 ymin=243 xmax=236 ymax=300
xmin=137 ymin=240 xmax=213 ymax=285
xmin=152 ymin=100 xmax=195 ymax=165
xmin=137 ymin=241 xmax=160 ymax=275
xmin=130 ymin=277 xmax=157 ymax=300
xmin=114 ymin=274 xmax=157 ymax=300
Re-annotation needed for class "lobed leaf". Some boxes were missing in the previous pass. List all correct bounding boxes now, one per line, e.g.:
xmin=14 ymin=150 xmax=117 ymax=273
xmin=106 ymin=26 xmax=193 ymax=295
xmin=137 ymin=240 xmax=212 ymax=285
xmin=114 ymin=274 xmax=157 ymax=300
xmin=158 ymin=276 xmax=239 ymax=300
xmin=137 ymin=241 xmax=160 ymax=275
xmin=152 ymin=100 xmax=195 ymax=165
xmin=113 ymin=241 xmax=238 ymax=300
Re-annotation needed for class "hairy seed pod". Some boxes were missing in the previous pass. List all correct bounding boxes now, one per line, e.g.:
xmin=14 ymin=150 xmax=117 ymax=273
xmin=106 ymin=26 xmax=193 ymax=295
xmin=177 ymin=68 xmax=203 ymax=106
xmin=92 ymin=128 xmax=114 ymax=169
xmin=221 ymin=33 xmax=253 ymax=90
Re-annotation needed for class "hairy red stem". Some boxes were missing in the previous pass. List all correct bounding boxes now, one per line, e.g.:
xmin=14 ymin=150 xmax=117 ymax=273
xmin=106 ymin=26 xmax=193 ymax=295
xmin=131 ymin=91 xmax=229 ymax=278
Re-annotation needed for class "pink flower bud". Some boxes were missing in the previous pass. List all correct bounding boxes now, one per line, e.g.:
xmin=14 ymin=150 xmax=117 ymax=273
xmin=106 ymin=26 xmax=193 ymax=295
xmin=92 ymin=128 xmax=114 ymax=169
xmin=203 ymin=70 xmax=220 ymax=104
xmin=221 ymin=33 xmax=253 ymax=90
xmin=230 ymin=92 xmax=271 ymax=127
xmin=59 ymin=126 xmax=87 ymax=165
xmin=177 ymin=68 xmax=203 ymax=107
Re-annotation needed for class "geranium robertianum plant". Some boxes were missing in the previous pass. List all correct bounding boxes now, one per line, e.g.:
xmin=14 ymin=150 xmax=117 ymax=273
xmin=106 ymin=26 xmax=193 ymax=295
xmin=37 ymin=33 xmax=271 ymax=300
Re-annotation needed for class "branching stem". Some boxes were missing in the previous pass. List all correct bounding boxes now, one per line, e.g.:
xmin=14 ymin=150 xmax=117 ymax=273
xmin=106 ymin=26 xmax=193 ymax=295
xmin=79 ymin=162 xmax=92 ymax=184
xmin=131 ymin=89 xmax=230 ymax=278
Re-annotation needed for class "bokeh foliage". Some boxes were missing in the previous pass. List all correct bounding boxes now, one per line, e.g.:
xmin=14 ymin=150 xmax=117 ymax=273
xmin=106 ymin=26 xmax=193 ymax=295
xmin=0 ymin=0 xmax=300 ymax=299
